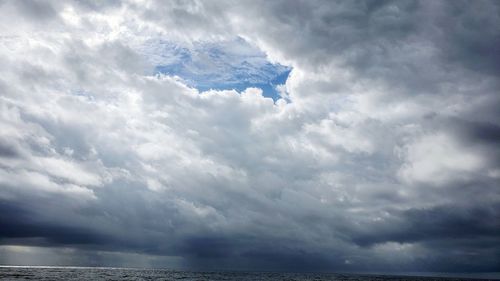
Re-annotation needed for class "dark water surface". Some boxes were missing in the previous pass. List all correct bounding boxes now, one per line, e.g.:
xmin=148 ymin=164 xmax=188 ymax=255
xmin=0 ymin=267 xmax=496 ymax=281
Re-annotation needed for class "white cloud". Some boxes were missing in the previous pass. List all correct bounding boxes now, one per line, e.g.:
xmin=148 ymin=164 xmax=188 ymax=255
xmin=398 ymin=133 xmax=486 ymax=186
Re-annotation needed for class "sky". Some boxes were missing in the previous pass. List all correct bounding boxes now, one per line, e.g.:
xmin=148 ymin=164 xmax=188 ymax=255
xmin=0 ymin=0 xmax=499 ymax=275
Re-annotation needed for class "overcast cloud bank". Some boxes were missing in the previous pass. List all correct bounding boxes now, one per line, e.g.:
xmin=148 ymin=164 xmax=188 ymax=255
xmin=0 ymin=0 xmax=499 ymax=273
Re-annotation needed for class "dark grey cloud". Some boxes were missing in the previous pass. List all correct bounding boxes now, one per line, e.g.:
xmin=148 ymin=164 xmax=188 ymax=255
xmin=349 ymin=203 xmax=500 ymax=247
xmin=12 ymin=0 xmax=58 ymax=21
xmin=0 ymin=198 xmax=113 ymax=248
xmin=458 ymin=119 xmax=500 ymax=145
xmin=0 ymin=139 xmax=21 ymax=158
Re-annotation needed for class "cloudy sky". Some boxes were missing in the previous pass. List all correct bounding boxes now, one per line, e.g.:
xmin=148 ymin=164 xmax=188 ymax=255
xmin=0 ymin=0 xmax=499 ymax=274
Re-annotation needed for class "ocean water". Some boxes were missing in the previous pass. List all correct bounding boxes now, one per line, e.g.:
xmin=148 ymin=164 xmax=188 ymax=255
xmin=0 ymin=266 xmax=495 ymax=281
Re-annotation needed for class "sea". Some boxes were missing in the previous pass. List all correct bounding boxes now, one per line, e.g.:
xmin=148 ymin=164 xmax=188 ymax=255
xmin=0 ymin=266 xmax=498 ymax=281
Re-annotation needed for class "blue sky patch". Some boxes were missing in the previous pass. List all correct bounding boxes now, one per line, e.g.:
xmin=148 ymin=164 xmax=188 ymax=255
xmin=142 ymin=37 xmax=291 ymax=101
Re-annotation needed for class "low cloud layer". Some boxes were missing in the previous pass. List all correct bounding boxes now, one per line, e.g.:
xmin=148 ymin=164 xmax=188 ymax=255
xmin=0 ymin=0 xmax=499 ymax=273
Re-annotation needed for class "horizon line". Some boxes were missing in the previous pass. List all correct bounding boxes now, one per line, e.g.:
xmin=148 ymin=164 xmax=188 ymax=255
xmin=1 ymin=265 xmax=499 ymax=280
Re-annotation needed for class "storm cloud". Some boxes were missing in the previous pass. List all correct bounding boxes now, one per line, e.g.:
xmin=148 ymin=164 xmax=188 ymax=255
xmin=0 ymin=0 xmax=499 ymax=274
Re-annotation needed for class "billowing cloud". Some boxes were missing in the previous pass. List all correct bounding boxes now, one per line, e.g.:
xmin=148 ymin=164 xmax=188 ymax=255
xmin=0 ymin=0 xmax=499 ymax=274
